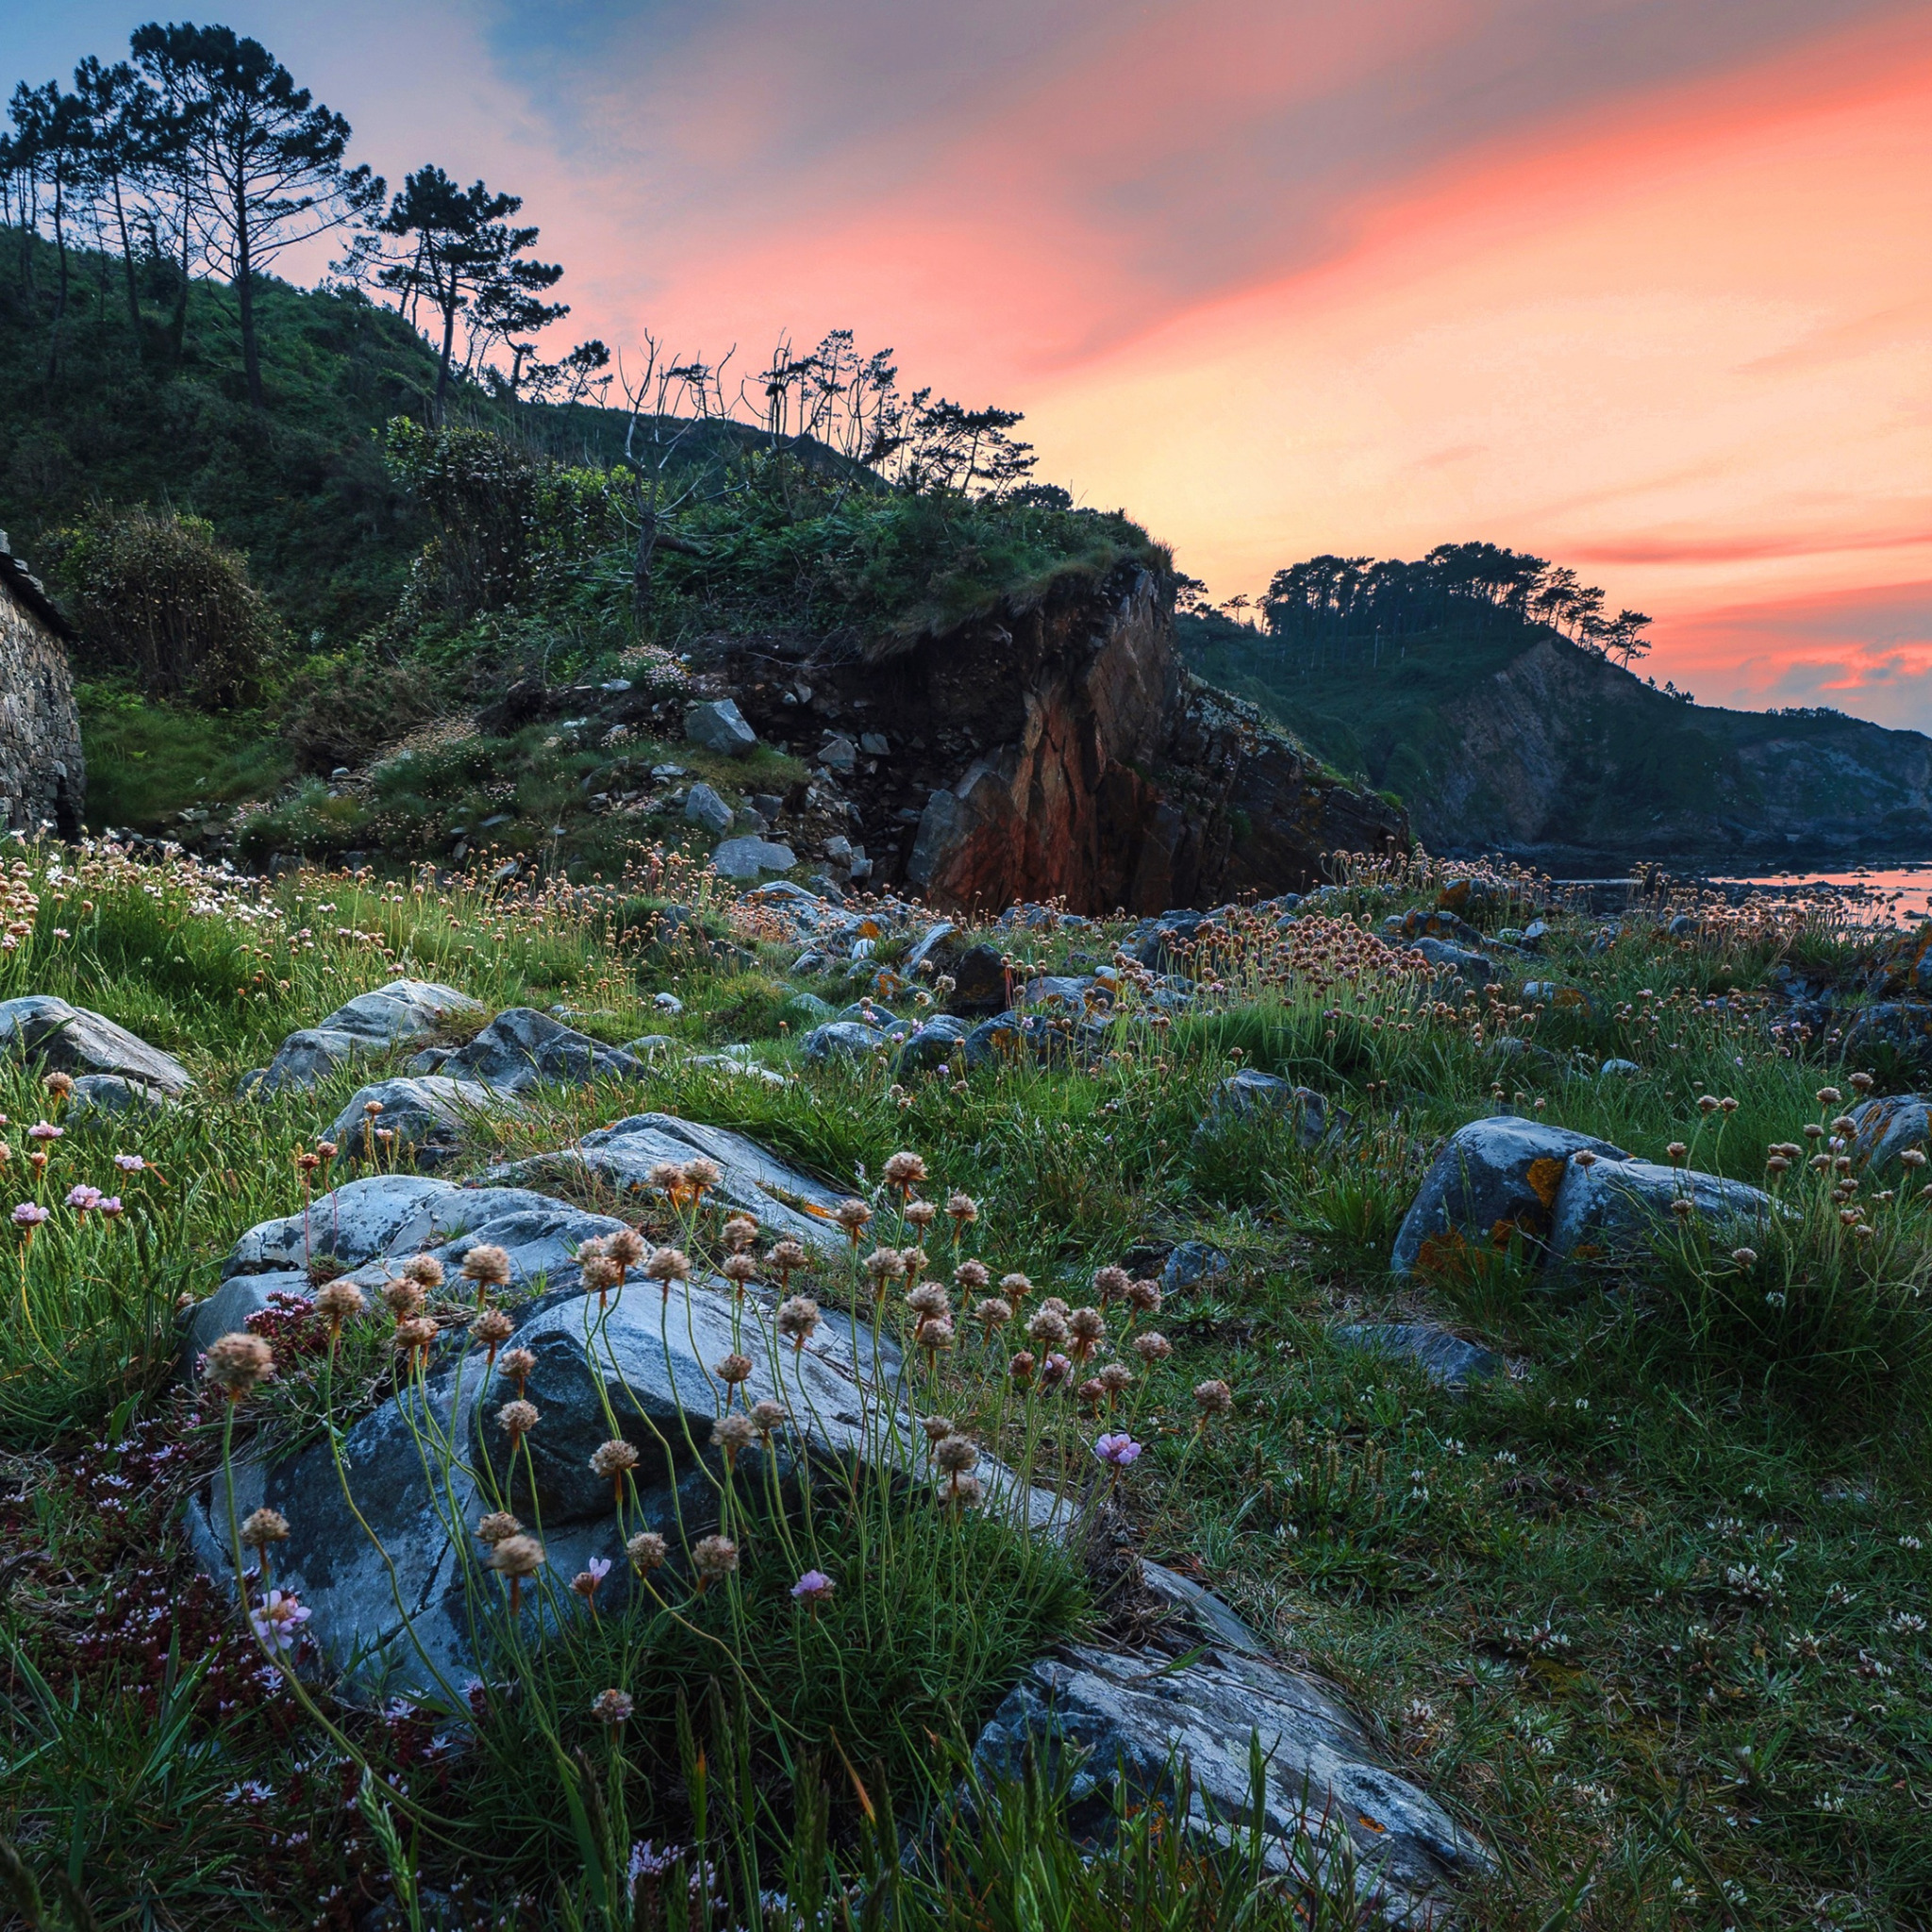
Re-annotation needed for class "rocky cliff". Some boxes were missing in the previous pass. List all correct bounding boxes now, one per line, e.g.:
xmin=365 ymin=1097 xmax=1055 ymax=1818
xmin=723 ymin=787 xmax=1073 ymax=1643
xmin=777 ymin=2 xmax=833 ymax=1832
xmin=723 ymin=564 xmax=1406 ymax=915
xmin=0 ymin=532 xmax=84 ymax=838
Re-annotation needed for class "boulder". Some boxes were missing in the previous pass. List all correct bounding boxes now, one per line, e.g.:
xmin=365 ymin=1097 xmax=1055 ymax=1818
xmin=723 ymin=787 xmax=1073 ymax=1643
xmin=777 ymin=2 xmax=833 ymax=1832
xmin=488 ymin=1112 xmax=853 ymax=1257
xmin=971 ymin=1645 xmax=1488 ymax=1923
xmin=1161 ymin=1241 xmax=1229 ymax=1294
xmin=1197 ymin=1070 xmax=1336 ymax=1146
xmin=1407 ymin=937 xmax=1494 ymax=987
xmin=894 ymin=1013 xmax=974 ymax=1074
xmin=1332 ymin=1323 xmax=1500 ymax=1390
xmin=1520 ymin=982 xmax=1600 ymax=1019
xmin=1844 ymin=1092 xmax=1932 ymax=1177
xmin=425 ymin=1007 xmax=652 ymax=1094
xmin=945 ymin=942 xmax=1009 ymax=1015
xmin=960 ymin=1009 xmax=1080 ymax=1070
xmin=325 ymin=1076 xmax=508 ymax=1169
xmin=683 ymin=698 xmax=758 ymax=757
xmin=801 ymin=1020 xmax=892 ymax=1063
xmin=1841 ymin=1002 xmax=1932 ymax=1063
xmin=684 ymin=782 xmax=734 ymax=834
xmin=711 ymin=836 xmax=795 ymax=880
xmin=66 ymin=1072 xmax=177 ymax=1120
xmin=241 ymin=980 xmax=483 ymax=1095
xmin=0 ymin=994 xmax=192 ymax=1096
xmin=1385 ymin=907 xmax=1485 ymax=948
xmin=1391 ymin=1116 xmax=1628 ymax=1277
xmin=1546 ymin=1158 xmax=1779 ymax=1269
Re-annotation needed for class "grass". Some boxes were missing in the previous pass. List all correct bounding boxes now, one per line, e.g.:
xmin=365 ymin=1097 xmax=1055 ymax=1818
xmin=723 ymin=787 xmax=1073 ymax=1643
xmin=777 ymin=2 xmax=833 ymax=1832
xmin=75 ymin=683 xmax=297 ymax=832
xmin=1 ymin=840 xmax=1928 ymax=1928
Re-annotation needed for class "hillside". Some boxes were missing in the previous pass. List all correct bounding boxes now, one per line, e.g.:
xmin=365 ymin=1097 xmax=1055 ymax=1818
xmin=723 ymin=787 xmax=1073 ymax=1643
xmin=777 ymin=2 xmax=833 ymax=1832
xmin=1182 ymin=604 xmax=1932 ymax=872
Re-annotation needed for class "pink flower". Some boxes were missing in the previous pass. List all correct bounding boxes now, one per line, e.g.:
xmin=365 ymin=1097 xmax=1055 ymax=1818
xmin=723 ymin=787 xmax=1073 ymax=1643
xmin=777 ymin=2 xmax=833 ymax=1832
xmin=1094 ymin=1432 xmax=1143 ymax=1470
xmin=790 ymin=1569 xmax=836 ymax=1604
xmin=249 ymin=1590 xmax=311 ymax=1657
xmin=26 ymin=1122 xmax=62 ymax=1142
xmin=113 ymin=1154 xmax=145 ymax=1173
xmin=11 ymin=1202 xmax=48 ymax=1228
xmin=65 ymin=1185 xmax=101 ymax=1212
xmin=98 ymin=1197 xmax=124 ymax=1219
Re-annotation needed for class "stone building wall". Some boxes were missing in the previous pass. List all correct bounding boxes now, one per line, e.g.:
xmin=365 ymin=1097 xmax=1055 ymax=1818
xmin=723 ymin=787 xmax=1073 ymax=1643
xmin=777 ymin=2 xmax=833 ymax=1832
xmin=0 ymin=534 xmax=85 ymax=837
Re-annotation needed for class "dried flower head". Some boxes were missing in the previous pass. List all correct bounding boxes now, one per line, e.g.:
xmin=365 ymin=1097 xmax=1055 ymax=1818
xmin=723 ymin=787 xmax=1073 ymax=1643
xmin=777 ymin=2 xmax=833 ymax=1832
xmin=607 ymin=1227 xmax=646 ymax=1270
xmin=864 ymin=1246 xmax=906 ymax=1285
xmin=402 ymin=1254 xmax=445 ymax=1290
xmin=918 ymin=1314 xmax=955 ymax=1352
xmin=722 ymin=1214 xmax=758 ymax=1252
xmin=42 ymin=1071 xmax=74 ymax=1100
xmin=954 ymin=1258 xmax=991 ymax=1292
xmin=314 ymin=1279 xmax=367 ymax=1330
xmin=1903 ymin=1148 xmax=1928 ymax=1169
xmin=934 ymin=1434 xmax=977 ymax=1475
xmin=591 ymin=1439 xmax=640 ymax=1480
xmin=834 ymin=1197 xmax=874 ymax=1240
xmin=945 ymin=1473 xmax=985 ymax=1510
xmin=769 ymin=1239 xmax=808 ymax=1278
xmin=899 ymin=1245 xmax=930 ymax=1282
xmin=579 ymin=1252 xmax=625 ymax=1295
xmin=905 ymin=1199 xmax=939 ymax=1231
xmin=1817 ymin=1087 xmax=1843 ymax=1108
xmin=752 ymin=1397 xmax=786 ymax=1436
xmin=474 ymin=1307 xmax=514 ymax=1350
xmin=1026 ymin=1308 xmax=1069 ymax=1349
xmin=393 ymin=1316 xmax=438 ymax=1357
xmin=1126 ymin=1278 xmax=1162 ymax=1314
xmin=1067 ymin=1307 xmax=1107 ymax=1357
xmin=883 ymin=1151 xmax=928 ymax=1191
xmin=646 ymin=1159 xmax=683 ymax=1191
xmin=1665 ymin=1141 xmax=1689 ymax=1166
xmin=205 ymin=1332 xmax=274 ymax=1400
xmin=775 ymin=1295 xmax=820 ymax=1348
xmin=1730 ymin=1247 xmax=1758 ymax=1267
xmin=1039 ymin=1296 xmax=1071 ymax=1319
xmin=691 ymin=1534 xmax=739 ymax=1583
xmin=712 ymin=1412 xmax=758 ymax=1461
xmin=945 ymin=1192 xmax=979 ymax=1225
xmin=496 ymin=1399 xmax=541 ymax=1440
xmin=476 ymin=1511 xmax=522 ymax=1546
xmin=591 ymin=1689 xmax=634 ymax=1726
xmin=1008 ymin=1349 xmax=1037 ymax=1387
xmin=906 ymin=1281 xmax=949 ymax=1320
xmin=626 ymin=1530 xmax=668 ymax=1573
xmin=1848 ymin=1071 xmax=1875 ymax=1091
xmin=646 ymin=1246 xmax=691 ymax=1285
xmin=680 ymin=1158 xmax=724 ymax=1195
xmin=383 ymin=1279 xmax=426 ymax=1321
xmin=921 ymin=1415 xmax=956 ymax=1444
xmin=999 ymin=1272 xmax=1033 ymax=1300
xmin=715 ymin=1351 xmax=754 ymax=1386
xmin=1193 ymin=1378 xmax=1234 ymax=1418
xmin=489 ymin=1534 xmax=543 ymax=1579
xmin=1132 ymin=1330 xmax=1174 ymax=1363
xmin=499 ymin=1346 xmax=537 ymax=1389
xmin=1097 ymin=1362 xmax=1134 ymax=1395
xmin=1091 ymin=1264 xmax=1131 ymax=1305
xmin=461 ymin=1245 xmax=511 ymax=1288
xmin=241 ymin=1507 xmax=290 ymax=1548
xmin=720 ymin=1252 xmax=758 ymax=1286
xmin=1076 ymin=1378 xmax=1105 ymax=1408
xmin=974 ymin=1296 xmax=1013 ymax=1331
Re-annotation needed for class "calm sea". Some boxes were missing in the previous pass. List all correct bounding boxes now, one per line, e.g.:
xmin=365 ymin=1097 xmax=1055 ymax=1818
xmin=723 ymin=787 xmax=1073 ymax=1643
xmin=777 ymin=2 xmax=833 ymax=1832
xmin=1697 ymin=866 xmax=1932 ymax=930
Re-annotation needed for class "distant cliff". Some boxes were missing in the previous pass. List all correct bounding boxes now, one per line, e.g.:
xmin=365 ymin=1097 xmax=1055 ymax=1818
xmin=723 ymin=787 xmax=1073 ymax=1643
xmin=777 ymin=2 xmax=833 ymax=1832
xmin=1183 ymin=611 xmax=1932 ymax=873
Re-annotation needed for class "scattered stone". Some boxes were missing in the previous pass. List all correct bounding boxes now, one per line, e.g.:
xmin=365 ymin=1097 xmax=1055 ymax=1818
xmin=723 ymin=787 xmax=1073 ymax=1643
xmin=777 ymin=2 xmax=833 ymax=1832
xmin=894 ymin=1013 xmax=974 ymax=1074
xmin=1845 ymin=1091 xmax=1932 ymax=1177
xmin=817 ymin=735 xmax=858 ymax=774
xmin=710 ymin=835 xmax=796 ymax=880
xmin=1162 ymin=1241 xmax=1229 ymax=1294
xmin=1598 ymin=1058 xmax=1641 ymax=1078
xmin=1197 ymin=1070 xmax=1337 ymax=1146
xmin=239 ymin=980 xmax=483 ymax=1096
xmin=325 ymin=1075 xmax=508 ymax=1169
xmin=859 ymin=732 xmax=890 ymax=757
xmin=65 ymin=1073 xmax=177 ymax=1119
xmin=802 ymin=1020 xmax=892 ymax=1062
xmin=422 ymin=1008 xmax=654 ymax=1093
xmin=1135 ymin=1558 xmax=1270 ymax=1658
xmin=683 ymin=698 xmax=758 ymax=757
xmin=1842 ymin=1003 xmax=1932 ymax=1063
xmin=1391 ymin=1116 xmax=1629 ymax=1277
xmin=945 ymin=942 xmax=1009 ymax=1015
xmin=971 ymin=1645 xmax=1488 ymax=1921
xmin=1332 ymin=1323 xmax=1500 ymax=1389
xmin=1520 ymin=981 xmax=1600 ymax=1019
xmin=653 ymin=992 xmax=684 ymax=1015
xmin=904 ymin=922 xmax=956 ymax=975
xmin=684 ymin=782 xmax=734 ymax=834
xmin=0 ymin=994 xmax=192 ymax=1096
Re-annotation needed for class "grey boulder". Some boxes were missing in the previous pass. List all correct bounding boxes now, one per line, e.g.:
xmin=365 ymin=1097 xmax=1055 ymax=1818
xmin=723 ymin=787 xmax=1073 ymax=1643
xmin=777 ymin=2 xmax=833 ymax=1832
xmin=894 ymin=1013 xmax=973 ymax=1074
xmin=1162 ymin=1241 xmax=1229 ymax=1294
xmin=1546 ymin=1157 xmax=1778 ymax=1268
xmin=66 ymin=1072 xmax=178 ymax=1120
xmin=972 ymin=1645 xmax=1488 ymax=1924
xmin=0 ymin=994 xmax=192 ymax=1096
xmin=1332 ymin=1323 xmax=1500 ymax=1390
xmin=1391 ymin=1116 xmax=1628 ymax=1277
xmin=1845 ymin=1092 xmax=1932 ymax=1177
xmin=1198 ymin=1070 xmax=1336 ymax=1146
xmin=684 ymin=781 xmax=735 ymax=834
xmin=1407 ymin=937 xmax=1494 ymax=987
xmin=802 ymin=1020 xmax=892 ymax=1062
xmin=242 ymin=980 xmax=483 ymax=1095
xmin=683 ymin=698 xmax=758 ymax=757
xmin=425 ymin=1007 xmax=652 ymax=1094
xmin=711 ymin=836 xmax=795 ymax=880
xmin=325 ymin=1076 xmax=508 ymax=1169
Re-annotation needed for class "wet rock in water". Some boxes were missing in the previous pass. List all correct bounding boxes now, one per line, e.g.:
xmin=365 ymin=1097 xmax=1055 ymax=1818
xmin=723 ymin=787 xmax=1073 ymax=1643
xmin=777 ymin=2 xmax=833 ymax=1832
xmin=0 ymin=993 xmax=192 ymax=1096
xmin=489 ymin=1112 xmax=854 ymax=1256
xmin=1332 ymin=1323 xmax=1501 ymax=1389
xmin=683 ymin=782 xmax=734 ymax=834
xmin=683 ymin=697 xmax=758 ymax=757
xmin=239 ymin=980 xmax=483 ymax=1095
xmin=1391 ymin=1116 xmax=1629 ymax=1278
xmin=1546 ymin=1157 xmax=1778 ymax=1271
xmin=1844 ymin=1091 xmax=1932 ymax=1178
xmin=325 ymin=1076 xmax=508 ymax=1169
xmin=1197 ymin=1070 xmax=1337 ymax=1146
xmin=1161 ymin=1241 xmax=1229 ymax=1294
xmin=971 ymin=1645 xmax=1489 ymax=1923
xmin=423 ymin=1007 xmax=652 ymax=1094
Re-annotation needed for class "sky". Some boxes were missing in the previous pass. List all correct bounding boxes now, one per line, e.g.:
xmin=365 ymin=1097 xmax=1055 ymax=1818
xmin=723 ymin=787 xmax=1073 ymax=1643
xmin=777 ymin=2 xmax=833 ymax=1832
xmin=9 ymin=0 xmax=1932 ymax=726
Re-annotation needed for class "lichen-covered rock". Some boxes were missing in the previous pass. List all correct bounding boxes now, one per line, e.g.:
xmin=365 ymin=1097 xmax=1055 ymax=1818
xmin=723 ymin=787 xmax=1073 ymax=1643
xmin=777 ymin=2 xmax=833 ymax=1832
xmin=971 ymin=1644 xmax=1488 ymax=1923
xmin=325 ymin=1076 xmax=509 ymax=1169
xmin=425 ymin=1007 xmax=652 ymax=1094
xmin=1332 ymin=1323 xmax=1500 ymax=1389
xmin=1546 ymin=1158 xmax=1779 ymax=1268
xmin=0 ymin=994 xmax=192 ymax=1096
xmin=894 ymin=1013 xmax=974 ymax=1074
xmin=1841 ymin=1002 xmax=1932 ymax=1063
xmin=1844 ymin=1092 xmax=1932 ymax=1177
xmin=801 ymin=1019 xmax=892 ymax=1062
xmin=1407 ymin=936 xmax=1494 ymax=987
xmin=241 ymin=980 xmax=483 ymax=1095
xmin=1162 ymin=1241 xmax=1228 ymax=1294
xmin=1391 ymin=1116 xmax=1629 ymax=1277
xmin=1197 ymin=1070 xmax=1336 ymax=1145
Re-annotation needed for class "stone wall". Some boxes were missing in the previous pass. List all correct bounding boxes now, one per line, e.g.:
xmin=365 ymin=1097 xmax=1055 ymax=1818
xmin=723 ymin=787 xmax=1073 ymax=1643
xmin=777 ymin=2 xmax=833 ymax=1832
xmin=0 ymin=536 xmax=85 ymax=837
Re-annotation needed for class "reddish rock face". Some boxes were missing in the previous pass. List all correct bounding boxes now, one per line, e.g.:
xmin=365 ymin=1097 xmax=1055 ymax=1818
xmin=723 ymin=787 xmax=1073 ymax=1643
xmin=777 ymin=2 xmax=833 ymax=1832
xmin=726 ymin=563 xmax=1407 ymax=915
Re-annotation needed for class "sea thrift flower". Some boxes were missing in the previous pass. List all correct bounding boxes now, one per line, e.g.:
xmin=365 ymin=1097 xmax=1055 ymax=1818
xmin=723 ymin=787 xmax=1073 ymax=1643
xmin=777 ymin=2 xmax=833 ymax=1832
xmin=591 ymin=1439 xmax=640 ymax=1501
xmin=974 ymin=1297 xmax=1013 ymax=1333
xmin=680 ymin=1158 xmax=723 ymax=1198
xmin=713 ymin=1413 xmax=757 ymax=1464
xmin=863 ymin=1247 xmax=905 ymax=1289
xmin=883 ymin=1151 xmax=927 ymax=1194
xmin=626 ymin=1530 xmax=668 ymax=1574
xmin=999 ymin=1273 xmax=1033 ymax=1301
xmin=489 ymin=1535 xmax=543 ymax=1612
xmin=905 ymin=1199 xmax=939 ymax=1231
xmin=497 ymin=1399 xmax=541 ymax=1441
xmin=945 ymin=1192 xmax=979 ymax=1227
xmin=721 ymin=1215 xmax=758 ymax=1252
xmin=906 ymin=1282 xmax=949 ymax=1321
xmin=945 ymin=1473 xmax=985 ymax=1511
xmin=1067 ymin=1307 xmax=1107 ymax=1360
xmin=572 ymin=1556 xmax=612 ymax=1607
xmin=1040 ymin=1352 xmax=1074 ymax=1390
xmin=1097 ymin=1362 xmax=1134 ymax=1397
xmin=314 ymin=1279 xmax=366 ymax=1333
xmin=402 ymin=1254 xmax=445 ymax=1291
xmin=1133 ymin=1331 xmax=1174 ymax=1363
xmin=1026 ymin=1308 xmax=1069 ymax=1349
xmin=900 ymin=1245 xmax=929 ymax=1283
xmin=241 ymin=1507 xmax=290 ymax=1549
xmin=383 ymin=1279 xmax=426 ymax=1321
xmin=473 ymin=1307 xmax=514 ymax=1357
xmin=775 ymin=1296 xmax=820 ymax=1348
xmin=591 ymin=1688 xmax=634 ymax=1725
xmin=752 ymin=1398 xmax=786 ymax=1437
xmin=579 ymin=1252 xmax=624 ymax=1300
xmin=11 ymin=1201 xmax=48 ymax=1229
xmin=205 ymin=1332 xmax=274 ymax=1401
xmin=646 ymin=1248 xmax=691 ymax=1296
xmin=691 ymin=1535 xmax=739 ymax=1589
xmin=1091 ymin=1265 xmax=1131 ymax=1306
xmin=113 ymin=1154 xmax=146 ymax=1173
xmin=476 ymin=1511 xmax=523 ymax=1546
xmin=1126 ymin=1278 xmax=1162 ymax=1314
xmin=934 ymin=1434 xmax=977 ymax=1477
xmin=921 ymin=1415 xmax=956 ymax=1444
xmin=607 ymin=1227 xmax=645 ymax=1271
xmin=499 ymin=1346 xmax=537 ymax=1392
xmin=955 ymin=1258 xmax=990 ymax=1292
xmin=791 ymin=1569 xmax=836 ymax=1609
xmin=1094 ymin=1432 xmax=1142 ymax=1469
xmin=460 ymin=1245 xmax=511 ymax=1290
xmin=720 ymin=1253 xmax=758 ymax=1290
xmin=715 ymin=1351 xmax=754 ymax=1389
xmin=249 ymin=1590 xmax=311 ymax=1657
xmin=65 ymin=1184 xmax=101 ymax=1212
xmin=769 ymin=1239 xmax=808 ymax=1283
xmin=392 ymin=1316 xmax=438 ymax=1363
xmin=97 ymin=1196 xmax=123 ymax=1220
xmin=834 ymin=1198 xmax=873 ymax=1243
xmin=1193 ymin=1378 xmax=1233 ymax=1419
xmin=1009 ymin=1350 xmax=1037 ymax=1387
xmin=42 ymin=1072 xmax=73 ymax=1100
xmin=26 ymin=1121 xmax=61 ymax=1142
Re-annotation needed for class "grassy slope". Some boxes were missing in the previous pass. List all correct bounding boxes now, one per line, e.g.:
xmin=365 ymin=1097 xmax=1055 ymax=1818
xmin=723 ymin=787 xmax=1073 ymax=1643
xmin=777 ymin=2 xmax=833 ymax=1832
xmin=0 ymin=841 xmax=1926 ymax=1927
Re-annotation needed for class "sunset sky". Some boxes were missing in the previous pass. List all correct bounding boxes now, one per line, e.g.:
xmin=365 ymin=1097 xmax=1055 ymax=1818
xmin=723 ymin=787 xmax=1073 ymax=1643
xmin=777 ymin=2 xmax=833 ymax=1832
xmin=14 ymin=1 xmax=1932 ymax=725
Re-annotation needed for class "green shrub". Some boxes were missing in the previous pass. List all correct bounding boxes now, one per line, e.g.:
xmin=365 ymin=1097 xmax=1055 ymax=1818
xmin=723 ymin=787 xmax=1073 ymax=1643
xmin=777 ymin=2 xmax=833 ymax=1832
xmin=280 ymin=656 xmax=441 ymax=774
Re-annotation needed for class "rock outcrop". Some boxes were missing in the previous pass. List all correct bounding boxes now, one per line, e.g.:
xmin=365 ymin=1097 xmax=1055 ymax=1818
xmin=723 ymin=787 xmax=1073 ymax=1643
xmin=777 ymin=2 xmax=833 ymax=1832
xmin=240 ymin=980 xmax=484 ymax=1094
xmin=0 ymin=531 xmax=84 ymax=837
xmin=718 ymin=565 xmax=1404 ymax=916
xmin=0 ymin=994 xmax=192 ymax=1096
